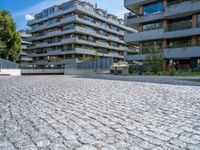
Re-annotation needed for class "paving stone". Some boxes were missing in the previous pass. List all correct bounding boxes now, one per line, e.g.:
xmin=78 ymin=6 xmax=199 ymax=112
xmin=0 ymin=75 xmax=200 ymax=149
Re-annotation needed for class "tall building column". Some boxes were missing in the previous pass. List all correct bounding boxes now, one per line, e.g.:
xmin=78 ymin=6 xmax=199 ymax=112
xmin=162 ymin=39 xmax=167 ymax=49
xmin=192 ymin=13 xmax=197 ymax=28
xmin=163 ymin=0 xmax=168 ymax=8
xmin=163 ymin=19 xmax=168 ymax=32
xmin=139 ymin=42 xmax=143 ymax=54
xmin=192 ymin=36 xmax=197 ymax=46
xmin=139 ymin=23 xmax=143 ymax=32
xmin=139 ymin=5 xmax=143 ymax=15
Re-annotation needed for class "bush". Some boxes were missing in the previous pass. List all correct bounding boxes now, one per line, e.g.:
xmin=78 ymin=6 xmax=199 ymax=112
xmin=129 ymin=64 xmax=139 ymax=74
xmin=168 ymin=68 xmax=176 ymax=76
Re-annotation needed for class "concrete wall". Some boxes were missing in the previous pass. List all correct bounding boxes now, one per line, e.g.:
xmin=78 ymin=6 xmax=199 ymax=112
xmin=64 ymin=68 xmax=95 ymax=75
xmin=0 ymin=69 xmax=21 ymax=76
xmin=21 ymin=69 xmax=64 ymax=75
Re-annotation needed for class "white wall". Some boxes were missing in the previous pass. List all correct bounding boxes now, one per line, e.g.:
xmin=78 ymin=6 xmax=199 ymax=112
xmin=0 ymin=69 xmax=21 ymax=76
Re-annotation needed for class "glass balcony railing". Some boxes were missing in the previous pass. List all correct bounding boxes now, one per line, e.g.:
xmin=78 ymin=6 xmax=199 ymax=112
xmin=168 ymin=21 xmax=192 ymax=31
xmin=168 ymin=0 xmax=200 ymax=6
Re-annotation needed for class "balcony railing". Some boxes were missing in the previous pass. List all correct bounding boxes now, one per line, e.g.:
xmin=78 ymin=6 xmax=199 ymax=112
xmin=168 ymin=0 xmax=200 ymax=6
xmin=167 ymin=41 xmax=200 ymax=49
xmin=168 ymin=21 xmax=192 ymax=31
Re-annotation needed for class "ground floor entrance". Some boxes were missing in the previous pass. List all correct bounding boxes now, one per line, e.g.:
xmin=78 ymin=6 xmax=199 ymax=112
xmin=167 ymin=57 xmax=200 ymax=70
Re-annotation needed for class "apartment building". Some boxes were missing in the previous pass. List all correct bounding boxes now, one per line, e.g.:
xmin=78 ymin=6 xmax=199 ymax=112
xmin=27 ymin=0 xmax=135 ymax=68
xmin=17 ymin=30 xmax=32 ymax=65
xmin=124 ymin=0 xmax=200 ymax=70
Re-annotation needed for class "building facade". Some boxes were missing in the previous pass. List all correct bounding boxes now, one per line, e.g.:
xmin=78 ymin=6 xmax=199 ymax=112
xmin=18 ymin=30 xmax=32 ymax=65
xmin=27 ymin=0 xmax=135 ymax=68
xmin=124 ymin=0 xmax=200 ymax=70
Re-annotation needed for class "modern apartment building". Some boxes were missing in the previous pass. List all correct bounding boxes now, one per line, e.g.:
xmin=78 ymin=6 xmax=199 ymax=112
xmin=17 ymin=30 xmax=32 ymax=65
xmin=27 ymin=0 xmax=135 ymax=68
xmin=124 ymin=0 xmax=200 ymax=70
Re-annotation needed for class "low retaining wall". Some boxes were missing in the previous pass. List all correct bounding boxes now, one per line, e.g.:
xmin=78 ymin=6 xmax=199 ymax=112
xmin=64 ymin=68 xmax=95 ymax=75
xmin=21 ymin=69 xmax=64 ymax=75
xmin=0 ymin=69 xmax=21 ymax=76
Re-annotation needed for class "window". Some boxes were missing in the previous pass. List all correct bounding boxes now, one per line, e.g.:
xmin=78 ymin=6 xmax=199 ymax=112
xmin=63 ymin=13 xmax=74 ymax=18
xmin=99 ymin=48 xmax=108 ymax=53
xmin=63 ymin=24 xmax=74 ymax=30
xmin=43 ymin=10 xmax=49 ymax=17
xmin=143 ymin=21 xmax=163 ymax=31
xmin=50 ymin=8 xmax=55 ymax=14
xmin=97 ymin=30 xmax=108 ymax=36
xmin=84 ymin=16 xmax=94 ymax=23
xmin=198 ymin=14 xmax=200 ymax=27
xmin=63 ymin=3 xmax=74 ymax=11
xmin=36 ymin=15 xmax=43 ymax=20
xmin=143 ymin=1 xmax=164 ymax=15
xmin=85 ymin=26 xmax=94 ymax=31
xmin=111 ymin=42 xmax=119 ymax=47
xmin=88 ymin=36 xmax=94 ymax=42
xmin=110 ymin=25 xmax=118 ymax=31
xmin=44 ymin=18 xmax=56 ymax=25
xmin=197 ymin=37 xmax=200 ymax=46
xmin=168 ymin=38 xmax=192 ymax=48
xmin=31 ymin=24 xmax=38 ymax=30
xmin=63 ymin=45 xmax=73 ymax=51
xmin=168 ymin=16 xmax=192 ymax=31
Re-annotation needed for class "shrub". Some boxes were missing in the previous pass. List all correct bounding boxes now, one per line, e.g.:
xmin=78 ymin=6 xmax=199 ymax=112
xmin=168 ymin=68 xmax=176 ymax=76
xmin=129 ymin=64 xmax=139 ymax=74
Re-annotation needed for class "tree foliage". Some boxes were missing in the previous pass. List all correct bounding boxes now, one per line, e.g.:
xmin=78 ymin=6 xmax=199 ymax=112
xmin=145 ymin=45 xmax=164 ymax=74
xmin=0 ymin=10 xmax=21 ymax=61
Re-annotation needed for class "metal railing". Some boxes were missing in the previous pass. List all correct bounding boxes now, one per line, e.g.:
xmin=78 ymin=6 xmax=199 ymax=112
xmin=0 ymin=58 xmax=19 ymax=69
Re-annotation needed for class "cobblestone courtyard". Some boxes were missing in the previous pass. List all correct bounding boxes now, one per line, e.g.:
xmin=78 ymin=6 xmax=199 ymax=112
xmin=1 ymin=76 xmax=200 ymax=150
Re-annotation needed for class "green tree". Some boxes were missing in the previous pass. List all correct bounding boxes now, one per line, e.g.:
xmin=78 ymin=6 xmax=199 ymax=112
xmin=94 ymin=50 xmax=100 ymax=60
xmin=145 ymin=45 xmax=164 ymax=74
xmin=0 ymin=10 xmax=21 ymax=61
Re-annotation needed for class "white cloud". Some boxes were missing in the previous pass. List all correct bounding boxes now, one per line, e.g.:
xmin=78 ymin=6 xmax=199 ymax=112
xmin=25 ymin=14 xmax=34 ymax=21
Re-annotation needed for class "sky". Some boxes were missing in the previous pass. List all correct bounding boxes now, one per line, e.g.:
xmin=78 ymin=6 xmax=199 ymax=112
xmin=0 ymin=0 xmax=128 ymax=30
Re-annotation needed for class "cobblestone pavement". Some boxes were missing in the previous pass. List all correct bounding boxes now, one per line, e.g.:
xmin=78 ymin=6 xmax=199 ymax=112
xmin=1 ymin=75 xmax=200 ymax=150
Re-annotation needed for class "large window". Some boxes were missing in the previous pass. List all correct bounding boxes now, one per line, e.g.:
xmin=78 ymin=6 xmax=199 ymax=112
xmin=43 ymin=10 xmax=49 ymax=18
xmin=143 ymin=21 xmax=163 ymax=31
xmin=36 ymin=14 xmax=43 ymax=20
xmin=168 ymin=16 xmax=192 ymax=31
xmin=143 ymin=1 xmax=164 ymax=15
xmin=97 ymin=30 xmax=108 ymax=36
xmin=197 ymin=37 xmax=200 ymax=46
xmin=31 ymin=24 xmax=38 ymax=30
xmin=44 ymin=18 xmax=56 ymax=25
xmin=63 ymin=13 xmax=74 ymax=18
xmin=63 ymin=3 xmax=74 ymax=11
xmin=198 ymin=14 xmax=200 ymax=27
xmin=50 ymin=8 xmax=55 ymax=14
xmin=63 ymin=24 xmax=74 ymax=30
xmin=84 ymin=16 xmax=94 ymax=23
xmin=168 ymin=38 xmax=192 ymax=48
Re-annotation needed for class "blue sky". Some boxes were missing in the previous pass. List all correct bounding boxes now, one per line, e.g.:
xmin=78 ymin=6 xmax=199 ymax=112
xmin=0 ymin=0 xmax=128 ymax=30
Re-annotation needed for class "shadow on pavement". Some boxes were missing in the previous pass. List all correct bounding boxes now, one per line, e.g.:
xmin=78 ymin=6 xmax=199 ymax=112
xmin=70 ymin=73 xmax=200 ymax=87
